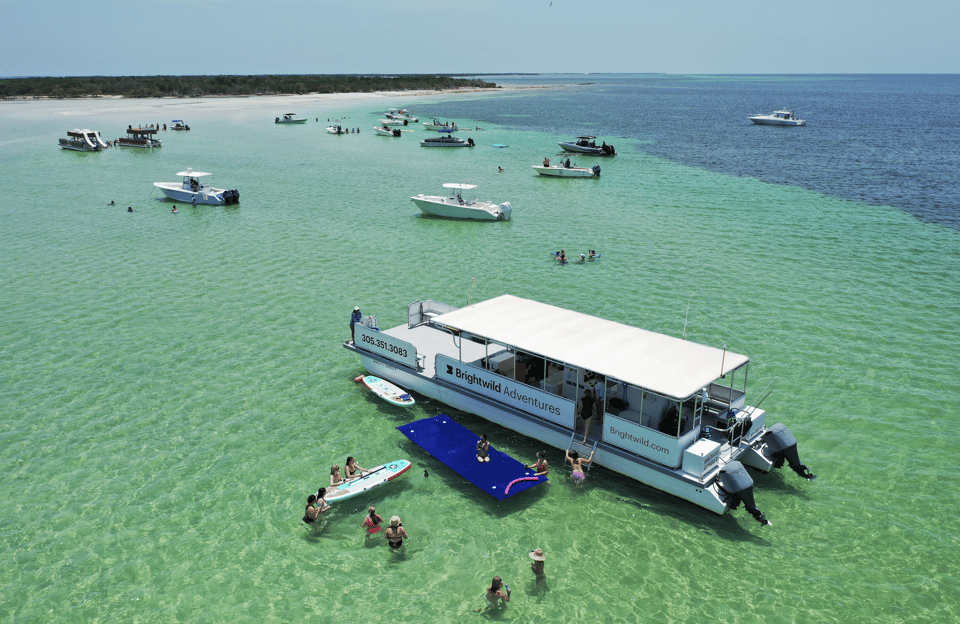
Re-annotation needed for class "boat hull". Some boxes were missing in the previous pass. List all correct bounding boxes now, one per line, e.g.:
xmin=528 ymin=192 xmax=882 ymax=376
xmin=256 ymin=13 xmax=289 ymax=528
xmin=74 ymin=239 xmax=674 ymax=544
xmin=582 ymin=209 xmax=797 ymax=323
xmin=411 ymin=196 xmax=511 ymax=220
xmin=558 ymin=141 xmax=615 ymax=156
xmin=531 ymin=165 xmax=599 ymax=178
xmin=749 ymin=117 xmax=806 ymax=126
xmin=153 ymin=183 xmax=238 ymax=206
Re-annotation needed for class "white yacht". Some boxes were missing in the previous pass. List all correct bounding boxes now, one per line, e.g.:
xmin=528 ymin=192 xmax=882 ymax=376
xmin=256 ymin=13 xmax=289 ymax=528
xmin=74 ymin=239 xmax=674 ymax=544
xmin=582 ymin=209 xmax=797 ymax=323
xmin=58 ymin=129 xmax=108 ymax=152
xmin=531 ymin=158 xmax=600 ymax=178
xmin=558 ymin=136 xmax=616 ymax=156
xmin=153 ymin=168 xmax=239 ymax=205
xmin=345 ymin=295 xmax=817 ymax=524
xmin=275 ymin=113 xmax=307 ymax=124
xmin=411 ymin=183 xmax=511 ymax=220
xmin=748 ymin=109 xmax=806 ymax=126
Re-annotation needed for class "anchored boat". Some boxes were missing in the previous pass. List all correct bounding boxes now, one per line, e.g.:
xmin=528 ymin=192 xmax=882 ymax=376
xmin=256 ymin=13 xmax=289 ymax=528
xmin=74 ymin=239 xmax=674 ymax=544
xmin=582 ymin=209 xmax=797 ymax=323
xmin=411 ymin=183 xmax=511 ymax=220
xmin=344 ymin=295 xmax=816 ymax=524
xmin=59 ymin=129 xmax=108 ymax=152
xmin=558 ymin=136 xmax=616 ymax=156
xmin=153 ymin=168 xmax=240 ymax=205
xmin=117 ymin=126 xmax=162 ymax=148
xmin=748 ymin=109 xmax=806 ymax=126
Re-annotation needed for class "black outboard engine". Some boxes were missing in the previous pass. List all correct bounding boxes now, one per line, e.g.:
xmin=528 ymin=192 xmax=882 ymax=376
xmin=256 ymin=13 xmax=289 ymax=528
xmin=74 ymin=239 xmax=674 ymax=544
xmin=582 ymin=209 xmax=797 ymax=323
xmin=467 ymin=137 xmax=475 ymax=147
xmin=765 ymin=423 xmax=816 ymax=480
xmin=592 ymin=165 xmax=601 ymax=177
xmin=717 ymin=461 xmax=770 ymax=525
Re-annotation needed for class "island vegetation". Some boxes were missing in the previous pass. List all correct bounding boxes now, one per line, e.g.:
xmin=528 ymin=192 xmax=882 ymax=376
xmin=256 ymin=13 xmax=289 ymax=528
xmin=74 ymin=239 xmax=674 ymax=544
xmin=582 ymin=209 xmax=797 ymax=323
xmin=0 ymin=75 xmax=500 ymax=100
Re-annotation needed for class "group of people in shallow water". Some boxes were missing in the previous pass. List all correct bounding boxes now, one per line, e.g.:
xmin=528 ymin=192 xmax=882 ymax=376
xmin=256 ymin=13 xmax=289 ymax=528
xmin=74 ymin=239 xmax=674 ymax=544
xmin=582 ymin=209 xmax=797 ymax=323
xmin=473 ymin=547 xmax=547 ymax=612
xmin=302 ymin=456 xmax=370 ymax=523
xmin=554 ymin=249 xmax=599 ymax=264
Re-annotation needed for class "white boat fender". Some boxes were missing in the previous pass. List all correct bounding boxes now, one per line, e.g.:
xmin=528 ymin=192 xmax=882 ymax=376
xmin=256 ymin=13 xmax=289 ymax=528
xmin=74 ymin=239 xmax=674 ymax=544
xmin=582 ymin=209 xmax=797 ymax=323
xmin=717 ymin=461 xmax=770 ymax=525
xmin=765 ymin=423 xmax=817 ymax=480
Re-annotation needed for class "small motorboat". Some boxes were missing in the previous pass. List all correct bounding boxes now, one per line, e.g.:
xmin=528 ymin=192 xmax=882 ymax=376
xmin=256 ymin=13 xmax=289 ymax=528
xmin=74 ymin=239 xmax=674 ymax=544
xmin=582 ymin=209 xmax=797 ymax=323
xmin=531 ymin=158 xmax=600 ymax=178
xmin=411 ymin=183 xmax=511 ymax=220
xmin=275 ymin=113 xmax=307 ymax=124
xmin=170 ymin=120 xmax=190 ymax=131
xmin=748 ymin=109 xmax=806 ymax=126
xmin=59 ymin=129 xmax=108 ymax=152
xmin=379 ymin=118 xmax=409 ymax=126
xmin=386 ymin=108 xmax=419 ymax=122
xmin=423 ymin=119 xmax=457 ymax=131
xmin=374 ymin=125 xmax=402 ymax=137
xmin=117 ymin=126 xmax=162 ymax=148
xmin=420 ymin=135 xmax=474 ymax=148
xmin=326 ymin=123 xmax=349 ymax=134
xmin=558 ymin=136 xmax=616 ymax=156
xmin=153 ymin=168 xmax=239 ymax=205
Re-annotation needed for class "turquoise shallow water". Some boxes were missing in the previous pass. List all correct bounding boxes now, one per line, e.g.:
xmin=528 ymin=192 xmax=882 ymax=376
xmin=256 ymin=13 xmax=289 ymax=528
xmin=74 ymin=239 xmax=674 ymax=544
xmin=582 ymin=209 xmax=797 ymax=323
xmin=2 ymin=84 xmax=959 ymax=623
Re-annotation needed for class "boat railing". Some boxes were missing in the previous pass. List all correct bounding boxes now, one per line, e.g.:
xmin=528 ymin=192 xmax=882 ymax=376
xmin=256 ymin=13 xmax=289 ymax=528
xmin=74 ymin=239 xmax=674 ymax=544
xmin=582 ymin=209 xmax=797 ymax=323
xmin=408 ymin=300 xmax=458 ymax=327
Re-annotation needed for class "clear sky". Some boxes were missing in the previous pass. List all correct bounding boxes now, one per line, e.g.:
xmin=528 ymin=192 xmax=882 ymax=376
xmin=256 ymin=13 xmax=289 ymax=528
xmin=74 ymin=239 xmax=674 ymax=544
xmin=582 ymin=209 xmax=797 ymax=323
xmin=3 ymin=0 xmax=958 ymax=77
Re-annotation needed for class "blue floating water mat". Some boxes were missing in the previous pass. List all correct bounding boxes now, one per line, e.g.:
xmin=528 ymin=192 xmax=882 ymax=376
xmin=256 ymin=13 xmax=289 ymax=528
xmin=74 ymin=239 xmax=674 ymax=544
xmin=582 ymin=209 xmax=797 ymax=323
xmin=397 ymin=414 xmax=547 ymax=500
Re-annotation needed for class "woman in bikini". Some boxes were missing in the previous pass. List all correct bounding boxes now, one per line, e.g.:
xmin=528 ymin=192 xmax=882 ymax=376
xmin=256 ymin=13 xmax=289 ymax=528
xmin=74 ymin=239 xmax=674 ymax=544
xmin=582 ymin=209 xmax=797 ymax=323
xmin=476 ymin=434 xmax=490 ymax=463
xmin=344 ymin=456 xmax=369 ymax=480
xmin=385 ymin=515 xmax=409 ymax=549
xmin=525 ymin=450 xmax=549 ymax=476
xmin=476 ymin=576 xmax=511 ymax=612
xmin=361 ymin=506 xmax=383 ymax=536
xmin=329 ymin=465 xmax=345 ymax=490
xmin=565 ymin=449 xmax=595 ymax=483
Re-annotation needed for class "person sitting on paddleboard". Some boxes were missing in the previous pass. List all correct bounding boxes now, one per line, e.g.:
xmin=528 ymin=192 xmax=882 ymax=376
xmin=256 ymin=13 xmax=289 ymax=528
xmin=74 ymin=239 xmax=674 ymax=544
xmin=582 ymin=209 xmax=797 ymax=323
xmin=329 ymin=465 xmax=345 ymax=490
xmin=361 ymin=506 xmax=384 ymax=535
xmin=344 ymin=456 xmax=369 ymax=480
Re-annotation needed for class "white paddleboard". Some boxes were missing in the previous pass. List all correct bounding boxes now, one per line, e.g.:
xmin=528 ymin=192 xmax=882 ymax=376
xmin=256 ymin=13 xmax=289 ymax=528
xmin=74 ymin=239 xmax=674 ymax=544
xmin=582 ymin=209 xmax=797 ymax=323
xmin=325 ymin=459 xmax=412 ymax=503
xmin=356 ymin=375 xmax=415 ymax=406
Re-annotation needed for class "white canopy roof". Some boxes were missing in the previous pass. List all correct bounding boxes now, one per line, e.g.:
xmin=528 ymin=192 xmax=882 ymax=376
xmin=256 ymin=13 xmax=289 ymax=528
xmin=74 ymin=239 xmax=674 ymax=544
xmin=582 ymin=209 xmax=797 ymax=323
xmin=176 ymin=168 xmax=211 ymax=177
xmin=443 ymin=183 xmax=477 ymax=190
xmin=432 ymin=295 xmax=749 ymax=400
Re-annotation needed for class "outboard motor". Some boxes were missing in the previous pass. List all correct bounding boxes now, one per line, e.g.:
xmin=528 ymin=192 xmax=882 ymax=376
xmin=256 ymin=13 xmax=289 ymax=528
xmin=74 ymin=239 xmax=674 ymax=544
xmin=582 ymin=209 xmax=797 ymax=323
xmin=765 ymin=423 xmax=816 ymax=480
xmin=467 ymin=137 xmax=475 ymax=147
xmin=592 ymin=165 xmax=601 ymax=177
xmin=717 ymin=461 xmax=770 ymax=525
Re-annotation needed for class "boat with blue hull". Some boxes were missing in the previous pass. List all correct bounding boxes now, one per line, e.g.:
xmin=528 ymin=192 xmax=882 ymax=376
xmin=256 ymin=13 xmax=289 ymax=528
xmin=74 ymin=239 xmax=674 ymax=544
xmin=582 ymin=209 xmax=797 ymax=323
xmin=344 ymin=295 xmax=816 ymax=524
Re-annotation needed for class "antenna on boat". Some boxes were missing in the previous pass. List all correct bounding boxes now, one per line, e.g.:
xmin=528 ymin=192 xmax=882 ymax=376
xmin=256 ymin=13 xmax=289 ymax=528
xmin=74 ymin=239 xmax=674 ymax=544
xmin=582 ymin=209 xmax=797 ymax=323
xmin=682 ymin=293 xmax=695 ymax=340
xmin=720 ymin=344 xmax=727 ymax=378
xmin=467 ymin=278 xmax=476 ymax=305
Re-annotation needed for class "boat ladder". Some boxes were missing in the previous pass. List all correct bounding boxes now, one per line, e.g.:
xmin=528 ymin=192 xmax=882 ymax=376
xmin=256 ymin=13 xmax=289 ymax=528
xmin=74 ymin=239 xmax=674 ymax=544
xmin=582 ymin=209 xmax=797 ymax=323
xmin=566 ymin=432 xmax=599 ymax=472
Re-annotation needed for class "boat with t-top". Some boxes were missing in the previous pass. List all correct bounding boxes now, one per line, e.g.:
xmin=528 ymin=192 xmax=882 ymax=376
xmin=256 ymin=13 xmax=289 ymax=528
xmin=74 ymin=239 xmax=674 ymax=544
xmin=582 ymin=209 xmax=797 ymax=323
xmin=374 ymin=124 xmax=402 ymax=137
xmin=170 ymin=120 xmax=190 ymax=131
xmin=423 ymin=119 xmax=457 ymax=131
xmin=558 ymin=136 xmax=616 ymax=156
xmin=411 ymin=183 xmax=511 ymax=220
xmin=420 ymin=135 xmax=473 ymax=148
xmin=344 ymin=295 xmax=817 ymax=524
xmin=59 ymin=129 xmax=109 ymax=152
xmin=748 ymin=109 xmax=806 ymax=126
xmin=117 ymin=126 xmax=162 ymax=148
xmin=153 ymin=168 xmax=239 ymax=205
xmin=275 ymin=113 xmax=307 ymax=124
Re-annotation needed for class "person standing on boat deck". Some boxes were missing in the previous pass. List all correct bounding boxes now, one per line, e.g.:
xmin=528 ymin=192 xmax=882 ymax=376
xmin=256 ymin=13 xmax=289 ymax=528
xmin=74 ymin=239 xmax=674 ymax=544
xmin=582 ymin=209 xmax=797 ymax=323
xmin=565 ymin=449 xmax=595 ymax=482
xmin=385 ymin=516 xmax=409 ymax=549
xmin=576 ymin=388 xmax=598 ymax=443
xmin=349 ymin=306 xmax=362 ymax=344
xmin=344 ymin=456 xmax=369 ymax=479
xmin=477 ymin=434 xmax=491 ymax=462
xmin=525 ymin=450 xmax=549 ymax=476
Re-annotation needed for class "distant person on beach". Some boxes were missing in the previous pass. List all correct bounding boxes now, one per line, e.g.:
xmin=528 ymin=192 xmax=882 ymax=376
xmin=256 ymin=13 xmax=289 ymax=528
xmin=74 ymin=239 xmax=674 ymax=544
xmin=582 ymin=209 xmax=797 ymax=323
xmin=344 ymin=456 xmax=369 ymax=479
xmin=475 ymin=576 xmax=511 ymax=612
xmin=477 ymin=434 xmax=490 ymax=462
xmin=385 ymin=516 xmax=408 ymax=549
xmin=525 ymin=451 xmax=549 ymax=476
xmin=361 ymin=506 xmax=383 ymax=535
xmin=349 ymin=306 xmax=362 ymax=344
xmin=565 ymin=449 xmax=595 ymax=483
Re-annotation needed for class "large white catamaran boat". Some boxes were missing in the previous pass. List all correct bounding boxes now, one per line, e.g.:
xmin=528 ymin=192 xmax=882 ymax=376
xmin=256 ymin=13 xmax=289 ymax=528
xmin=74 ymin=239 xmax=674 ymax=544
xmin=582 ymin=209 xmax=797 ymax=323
xmin=344 ymin=295 xmax=816 ymax=524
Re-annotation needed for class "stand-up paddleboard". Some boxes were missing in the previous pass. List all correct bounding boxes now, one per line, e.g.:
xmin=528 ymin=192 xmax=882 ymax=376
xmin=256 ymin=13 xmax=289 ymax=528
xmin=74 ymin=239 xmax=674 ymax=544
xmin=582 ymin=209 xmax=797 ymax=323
xmin=325 ymin=459 xmax=412 ymax=503
xmin=355 ymin=375 xmax=415 ymax=406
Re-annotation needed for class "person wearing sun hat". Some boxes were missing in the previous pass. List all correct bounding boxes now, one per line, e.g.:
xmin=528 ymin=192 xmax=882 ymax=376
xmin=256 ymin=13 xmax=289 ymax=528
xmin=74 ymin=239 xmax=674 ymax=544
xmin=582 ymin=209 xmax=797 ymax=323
xmin=529 ymin=548 xmax=546 ymax=576
xmin=349 ymin=306 xmax=362 ymax=344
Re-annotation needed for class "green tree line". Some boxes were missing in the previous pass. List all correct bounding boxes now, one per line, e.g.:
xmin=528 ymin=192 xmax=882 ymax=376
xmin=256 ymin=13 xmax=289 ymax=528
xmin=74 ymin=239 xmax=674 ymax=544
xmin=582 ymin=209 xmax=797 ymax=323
xmin=0 ymin=75 xmax=499 ymax=99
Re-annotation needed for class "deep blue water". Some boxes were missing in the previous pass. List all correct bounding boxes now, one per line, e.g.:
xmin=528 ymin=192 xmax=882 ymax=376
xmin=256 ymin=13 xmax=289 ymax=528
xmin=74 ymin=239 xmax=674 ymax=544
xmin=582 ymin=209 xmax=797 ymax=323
xmin=433 ymin=74 xmax=960 ymax=229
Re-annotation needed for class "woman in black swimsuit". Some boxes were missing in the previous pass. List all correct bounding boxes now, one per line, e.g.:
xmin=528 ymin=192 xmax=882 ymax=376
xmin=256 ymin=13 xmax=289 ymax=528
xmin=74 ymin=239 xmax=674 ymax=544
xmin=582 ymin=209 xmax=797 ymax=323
xmin=303 ymin=494 xmax=320 ymax=524
xmin=385 ymin=515 xmax=409 ymax=549
xmin=344 ymin=456 xmax=369 ymax=480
